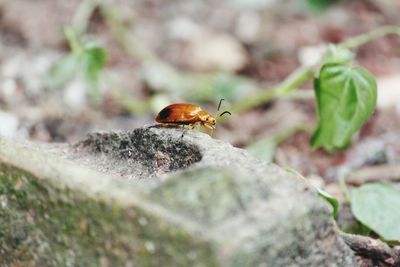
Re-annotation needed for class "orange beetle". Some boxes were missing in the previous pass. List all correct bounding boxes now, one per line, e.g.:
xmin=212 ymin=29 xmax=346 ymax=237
xmin=155 ymin=99 xmax=231 ymax=134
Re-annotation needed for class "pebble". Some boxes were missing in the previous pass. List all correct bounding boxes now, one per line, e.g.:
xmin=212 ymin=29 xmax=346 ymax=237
xmin=0 ymin=111 xmax=19 ymax=137
xmin=185 ymin=31 xmax=248 ymax=72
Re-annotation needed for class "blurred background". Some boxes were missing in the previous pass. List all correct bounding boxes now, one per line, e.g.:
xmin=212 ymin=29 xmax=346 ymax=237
xmin=0 ymin=0 xmax=400 ymax=204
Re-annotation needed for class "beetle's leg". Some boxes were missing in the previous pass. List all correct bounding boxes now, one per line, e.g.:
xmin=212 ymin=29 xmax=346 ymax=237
xmin=181 ymin=125 xmax=189 ymax=138
xmin=182 ymin=123 xmax=200 ymax=138
xmin=194 ymin=121 xmax=203 ymax=129
xmin=203 ymin=123 xmax=215 ymax=136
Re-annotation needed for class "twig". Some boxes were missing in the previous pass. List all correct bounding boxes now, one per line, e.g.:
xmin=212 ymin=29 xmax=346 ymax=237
xmin=72 ymin=0 xmax=99 ymax=35
xmin=105 ymin=75 xmax=150 ymax=114
xmin=340 ymin=232 xmax=400 ymax=266
xmin=346 ymin=164 xmax=400 ymax=186
xmin=64 ymin=26 xmax=83 ymax=56
xmin=99 ymin=0 xmax=156 ymax=62
xmin=338 ymin=168 xmax=352 ymax=204
xmin=339 ymin=26 xmax=400 ymax=50
xmin=233 ymin=25 xmax=400 ymax=113
xmin=231 ymin=67 xmax=315 ymax=113
xmin=285 ymin=89 xmax=315 ymax=100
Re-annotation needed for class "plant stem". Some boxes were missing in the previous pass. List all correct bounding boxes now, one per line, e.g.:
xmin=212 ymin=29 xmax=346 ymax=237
xmin=99 ymin=1 xmax=156 ymax=62
xmin=339 ymin=25 xmax=400 ymax=50
xmin=64 ymin=26 xmax=83 ymax=56
xmin=105 ymin=75 xmax=150 ymax=114
xmin=231 ymin=66 xmax=315 ymax=113
xmin=233 ymin=25 xmax=400 ymax=113
xmin=72 ymin=0 xmax=99 ymax=35
xmin=338 ymin=169 xmax=352 ymax=203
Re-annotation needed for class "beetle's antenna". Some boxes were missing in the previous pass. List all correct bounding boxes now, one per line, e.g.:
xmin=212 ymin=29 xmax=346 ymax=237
xmin=219 ymin=111 xmax=232 ymax=117
xmin=217 ymin=99 xmax=231 ymax=118
xmin=217 ymin=99 xmax=225 ymax=111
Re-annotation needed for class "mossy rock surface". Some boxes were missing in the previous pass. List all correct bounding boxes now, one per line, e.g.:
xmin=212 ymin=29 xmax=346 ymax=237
xmin=0 ymin=127 xmax=357 ymax=266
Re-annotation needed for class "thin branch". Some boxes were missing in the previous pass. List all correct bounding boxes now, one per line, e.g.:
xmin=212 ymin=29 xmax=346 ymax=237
xmin=72 ymin=0 xmax=99 ymax=35
xmin=105 ymin=75 xmax=150 ymax=114
xmin=233 ymin=25 xmax=400 ymax=113
xmin=99 ymin=1 xmax=156 ymax=62
xmin=339 ymin=26 xmax=400 ymax=50
xmin=340 ymin=232 xmax=400 ymax=266
xmin=338 ymin=169 xmax=352 ymax=204
xmin=231 ymin=67 xmax=315 ymax=113
xmin=346 ymin=164 xmax=400 ymax=186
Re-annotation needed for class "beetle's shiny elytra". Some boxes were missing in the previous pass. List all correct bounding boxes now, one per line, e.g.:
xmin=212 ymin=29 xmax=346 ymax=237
xmin=155 ymin=100 xmax=231 ymax=134
xmin=156 ymin=103 xmax=217 ymax=131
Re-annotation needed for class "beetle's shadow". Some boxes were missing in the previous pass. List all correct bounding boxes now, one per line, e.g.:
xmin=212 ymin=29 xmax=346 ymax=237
xmin=145 ymin=124 xmax=194 ymax=138
xmin=146 ymin=124 xmax=185 ymax=129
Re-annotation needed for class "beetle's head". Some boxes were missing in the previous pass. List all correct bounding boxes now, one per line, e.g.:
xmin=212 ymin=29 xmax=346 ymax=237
xmin=206 ymin=116 xmax=216 ymax=127
xmin=199 ymin=112 xmax=216 ymax=128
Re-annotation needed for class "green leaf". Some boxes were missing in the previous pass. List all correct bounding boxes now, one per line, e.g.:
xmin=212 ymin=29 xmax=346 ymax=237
xmin=351 ymin=183 xmax=400 ymax=241
xmin=81 ymin=47 xmax=107 ymax=93
xmin=306 ymin=0 xmax=341 ymax=11
xmin=311 ymin=63 xmax=377 ymax=151
xmin=323 ymin=44 xmax=354 ymax=65
xmin=46 ymin=25 xmax=108 ymax=101
xmin=286 ymin=168 xmax=339 ymax=218
xmin=46 ymin=55 xmax=78 ymax=88
xmin=64 ymin=26 xmax=84 ymax=56
xmin=317 ymin=187 xmax=339 ymax=218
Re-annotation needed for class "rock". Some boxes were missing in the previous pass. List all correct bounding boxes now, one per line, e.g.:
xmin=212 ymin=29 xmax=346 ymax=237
xmin=376 ymin=75 xmax=400 ymax=110
xmin=184 ymin=31 xmax=248 ymax=72
xmin=0 ymin=78 xmax=18 ymax=104
xmin=235 ymin=11 xmax=261 ymax=44
xmin=1 ymin=51 xmax=59 ymax=96
xmin=0 ymin=111 xmax=19 ymax=137
xmin=228 ymin=0 xmax=278 ymax=9
xmin=167 ymin=17 xmax=203 ymax=41
xmin=63 ymin=79 xmax=88 ymax=112
xmin=0 ymin=127 xmax=357 ymax=266
xmin=298 ymin=44 xmax=326 ymax=67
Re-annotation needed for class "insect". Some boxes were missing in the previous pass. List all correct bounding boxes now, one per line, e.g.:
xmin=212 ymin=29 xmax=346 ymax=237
xmin=155 ymin=99 xmax=231 ymax=135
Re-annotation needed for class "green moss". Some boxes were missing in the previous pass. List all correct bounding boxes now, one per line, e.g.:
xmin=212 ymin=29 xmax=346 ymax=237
xmin=150 ymin=167 xmax=271 ymax=226
xmin=0 ymin=164 xmax=218 ymax=267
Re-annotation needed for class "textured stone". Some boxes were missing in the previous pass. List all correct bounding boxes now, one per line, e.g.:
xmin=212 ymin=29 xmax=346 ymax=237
xmin=0 ymin=127 xmax=358 ymax=266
